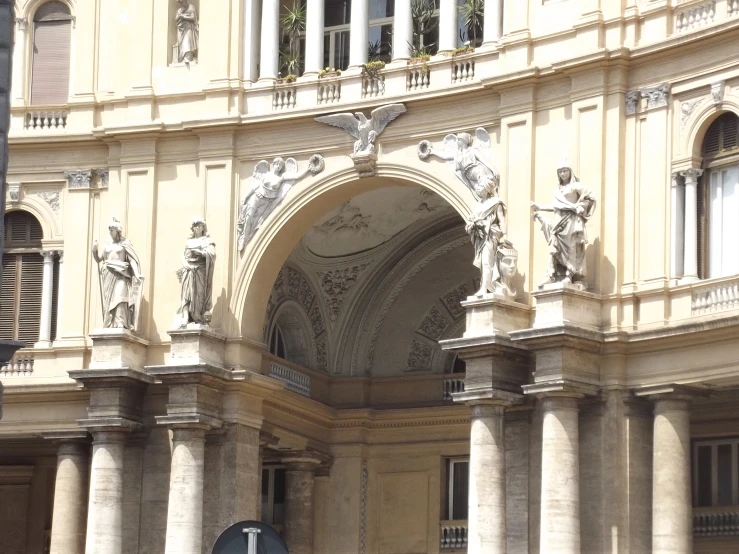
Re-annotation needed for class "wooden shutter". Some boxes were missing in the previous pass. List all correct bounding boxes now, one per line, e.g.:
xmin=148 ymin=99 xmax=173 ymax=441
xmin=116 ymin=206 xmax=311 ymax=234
xmin=0 ymin=254 xmax=18 ymax=341
xmin=17 ymin=254 xmax=44 ymax=346
xmin=50 ymin=257 xmax=59 ymax=341
xmin=30 ymin=20 xmax=71 ymax=105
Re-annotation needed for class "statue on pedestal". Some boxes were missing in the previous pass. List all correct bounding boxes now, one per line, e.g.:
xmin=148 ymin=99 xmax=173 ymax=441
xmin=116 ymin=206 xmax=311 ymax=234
xmin=531 ymin=159 xmax=596 ymax=289
xmin=175 ymin=0 xmax=198 ymax=64
xmin=237 ymin=154 xmax=324 ymax=251
xmin=92 ymin=218 xmax=143 ymax=330
xmin=418 ymin=129 xmax=519 ymax=298
xmin=176 ymin=217 xmax=216 ymax=327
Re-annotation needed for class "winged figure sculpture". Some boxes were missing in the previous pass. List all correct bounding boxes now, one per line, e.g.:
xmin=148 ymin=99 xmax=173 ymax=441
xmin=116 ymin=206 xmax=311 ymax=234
xmin=315 ymin=103 xmax=407 ymax=156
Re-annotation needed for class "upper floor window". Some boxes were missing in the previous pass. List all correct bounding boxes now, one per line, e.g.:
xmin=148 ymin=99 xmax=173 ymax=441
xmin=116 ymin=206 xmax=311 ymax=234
xmin=693 ymin=437 xmax=739 ymax=507
xmin=1 ymin=211 xmax=56 ymax=346
xmin=446 ymin=457 xmax=469 ymax=520
xmin=30 ymin=1 xmax=72 ymax=105
xmin=268 ymin=323 xmax=287 ymax=359
xmin=701 ymin=113 xmax=739 ymax=279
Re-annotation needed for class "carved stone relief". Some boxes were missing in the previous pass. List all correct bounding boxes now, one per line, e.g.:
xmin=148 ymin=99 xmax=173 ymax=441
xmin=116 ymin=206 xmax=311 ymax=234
xmin=287 ymin=267 xmax=301 ymax=298
xmin=64 ymin=169 xmax=93 ymax=189
xmin=7 ymin=182 xmax=20 ymax=203
xmin=711 ymin=81 xmax=725 ymax=104
xmin=641 ymin=83 xmax=671 ymax=110
xmin=625 ymin=90 xmax=639 ymax=115
xmin=318 ymin=264 xmax=369 ymax=322
xmin=316 ymin=339 xmax=328 ymax=371
xmin=441 ymin=283 xmax=470 ymax=319
xmin=309 ymin=304 xmax=325 ymax=336
xmin=417 ymin=306 xmax=450 ymax=341
xmin=681 ymin=98 xmax=706 ymax=129
xmin=35 ymin=191 xmax=60 ymax=216
xmin=407 ymin=339 xmax=433 ymax=371
xmin=298 ymin=279 xmax=315 ymax=312
xmin=315 ymin=103 xmax=406 ymax=177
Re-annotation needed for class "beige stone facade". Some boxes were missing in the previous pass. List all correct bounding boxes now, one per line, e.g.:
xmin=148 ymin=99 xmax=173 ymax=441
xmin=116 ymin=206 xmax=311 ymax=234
xmin=3 ymin=0 xmax=739 ymax=553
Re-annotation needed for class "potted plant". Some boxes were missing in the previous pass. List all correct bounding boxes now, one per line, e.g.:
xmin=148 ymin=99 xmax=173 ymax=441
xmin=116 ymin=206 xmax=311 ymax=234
xmin=279 ymin=1 xmax=305 ymax=81
xmin=408 ymin=0 xmax=436 ymax=76
xmin=361 ymin=60 xmax=386 ymax=80
xmin=459 ymin=0 xmax=484 ymax=48
xmin=318 ymin=67 xmax=342 ymax=78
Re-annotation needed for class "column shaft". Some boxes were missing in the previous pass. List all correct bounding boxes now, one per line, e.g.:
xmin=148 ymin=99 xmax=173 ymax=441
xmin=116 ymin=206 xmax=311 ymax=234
xmin=38 ymin=251 xmax=55 ymax=344
xmin=540 ymin=396 xmax=580 ymax=553
xmin=242 ymin=0 xmax=261 ymax=81
xmin=483 ymin=0 xmax=504 ymax=44
xmin=164 ymin=428 xmax=207 ymax=554
xmin=349 ymin=0 xmax=369 ymax=67
xmin=12 ymin=19 xmax=27 ymax=103
xmin=304 ymin=0 xmax=325 ymax=74
xmin=50 ymin=442 xmax=89 ymax=554
xmin=652 ymin=399 xmax=691 ymax=554
xmin=259 ymin=0 xmax=280 ymax=80
xmin=438 ymin=0 xmax=458 ymax=52
xmin=670 ymin=174 xmax=685 ymax=279
xmin=284 ymin=464 xmax=317 ymax=554
xmin=392 ymin=0 xmax=413 ymax=61
xmin=681 ymin=168 xmax=702 ymax=280
xmin=468 ymin=404 xmax=506 ymax=554
xmin=55 ymin=252 xmax=65 ymax=339
xmin=85 ymin=431 xmax=126 ymax=554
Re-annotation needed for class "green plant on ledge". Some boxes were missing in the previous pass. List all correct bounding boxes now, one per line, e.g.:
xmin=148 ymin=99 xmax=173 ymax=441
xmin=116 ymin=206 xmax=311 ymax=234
xmin=362 ymin=60 xmax=386 ymax=80
xmin=452 ymin=45 xmax=475 ymax=57
xmin=283 ymin=74 xmax=297 ymax=83
xmin=409 ymin=48 xmax=431 ymax=76
xmin=318 ymin=67 xmax=341 ymax=77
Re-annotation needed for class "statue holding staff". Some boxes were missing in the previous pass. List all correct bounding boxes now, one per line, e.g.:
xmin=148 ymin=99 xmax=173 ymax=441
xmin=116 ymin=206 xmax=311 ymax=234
xmin=176 ymin=217 xmax=216 ymax=327
xmin=91 ymin=218 xmax=144 ymax=330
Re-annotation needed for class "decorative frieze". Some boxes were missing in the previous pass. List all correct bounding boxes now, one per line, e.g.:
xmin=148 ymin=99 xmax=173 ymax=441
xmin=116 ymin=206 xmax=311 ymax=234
xmin=417 ymin=306 xmax=450 ymax=340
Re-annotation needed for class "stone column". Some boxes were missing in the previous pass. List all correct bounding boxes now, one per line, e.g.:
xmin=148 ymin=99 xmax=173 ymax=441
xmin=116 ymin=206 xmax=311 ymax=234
xmin=670 ymin=173 xmax=685 ymax=279
xmin=680 ymin=168 xmax=702 ymax=281
xmin=438 ymin=0 xmax=458 ymax=53
xmin=11 ymin=18 xmax=27 ymax=103
xmin=242 ymin=0 xmax=261 ymax=81
xmin=651 ymin=397 xmax=692 ymax=554
xmin=164 ymin=427 xmax=207 ymax=554
xmin=49 ymin=437 xmax=89 ymax=554
xmin=468 ymin=403 xmax=507 ymax=554
xmin=392 ymin=0 xmax=413 ymax=61
xmin=483 ymin=0 xmax=504 ymax=44
xmin=283 ymin=455 xmax=324 ymax=554
xmin=304 ymin=0 xmax=325 ymax=74
xmin=539 ymin=395 xmax=581 ymax=553
xmin=259 ymin=0 xmax=280 ymax=80
xmin=85 ymin=431 xmax=127 ymax=554
xmin=37 ymin=251 xmax=56 ymax=345
xmin=55 ymin=251 xmax=65 ymax=339
xmin=349 ymin=0 xmax=369 ymax=67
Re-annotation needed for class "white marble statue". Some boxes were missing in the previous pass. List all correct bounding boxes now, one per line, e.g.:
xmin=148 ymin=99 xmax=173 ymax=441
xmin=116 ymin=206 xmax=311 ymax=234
xmin=315 ymin=104 xmax=406 ymax=156
xmin=531 ymin=158 xmax=596 ymax=288
xmin=175 ymin=0 xmax=198 ymax=64
xmin=417 ymin=128 xmax=496 ymax=202
xmin=237 ymin=154 xmax=325 ymax=251
xmin=91 ymin=218 xmax=144 ymax=330
xmin=493 ymin=246 xmax=519 ymax=299
xmin=176 ymin=217 xmax=216 ymax=327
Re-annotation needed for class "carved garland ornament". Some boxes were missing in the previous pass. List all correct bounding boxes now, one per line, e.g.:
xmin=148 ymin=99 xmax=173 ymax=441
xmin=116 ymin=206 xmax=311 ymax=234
xmin=318 ymin=264 xmax=370 ymax=323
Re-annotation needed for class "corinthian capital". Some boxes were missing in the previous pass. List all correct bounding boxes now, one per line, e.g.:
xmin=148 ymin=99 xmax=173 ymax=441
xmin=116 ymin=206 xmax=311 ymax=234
xmin=679 ymin=168 xmax=703 ymax=185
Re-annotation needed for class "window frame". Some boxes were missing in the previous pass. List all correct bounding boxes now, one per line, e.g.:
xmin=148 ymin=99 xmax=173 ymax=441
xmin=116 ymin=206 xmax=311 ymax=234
xmin=692 ymin=437 xmax=739 ymax=508
xmin=29 ymin=0 xmax=74 ymax=106
xmin=261 ymin=465 xmax=286 ymax=526
xmin=446 ymin=456 xmax=469 ymax=521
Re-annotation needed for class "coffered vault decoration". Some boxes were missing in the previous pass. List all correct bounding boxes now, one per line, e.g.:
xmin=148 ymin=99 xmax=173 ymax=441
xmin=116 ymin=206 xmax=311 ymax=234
xmin=315 ymin=103 xmax=406 ymax=177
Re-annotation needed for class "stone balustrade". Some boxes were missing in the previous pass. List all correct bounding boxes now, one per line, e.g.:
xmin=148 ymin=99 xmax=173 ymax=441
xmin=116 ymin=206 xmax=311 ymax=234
xmin=442 ymin=376 xmax=465 ymax=401
xmin=407 ymin=66 xmax=431 ymax=91
xmin=317 ymin=80 xmax=341 ymax=104
xmin=730 ymin=0 xmax=739 ymax=16
xmin=440 ymin=520 xmax=468 ymax=550
xmin=362 ymin=75 xmax=384 ymax=98
xmin=25 ymin=109 xmax=67 ymax=130
xmin=675 ymin=1 xmax=717 ymax=32
xmin=691 ymin=277 xmax=739 ymax=314
xmin=269 ymin=361 xmax=311 ymax=397
xmin=1 ymin=351 xmax=34 ymax=376
xmin=273 ymin=86 xmax=297 ymax=110
xmin=452 ymin=58 xmax=475 ymax=83
xmin=694 ymin=507 xmax=739 ymax=537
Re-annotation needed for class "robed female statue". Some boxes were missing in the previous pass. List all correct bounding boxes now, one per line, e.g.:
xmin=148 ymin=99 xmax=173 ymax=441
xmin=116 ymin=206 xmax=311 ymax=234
xmin=176 ymin=217 xmax=216 ymax=327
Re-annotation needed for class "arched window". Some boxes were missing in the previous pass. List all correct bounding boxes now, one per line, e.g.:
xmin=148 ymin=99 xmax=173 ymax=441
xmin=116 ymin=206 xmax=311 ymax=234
xmin=1 ymin=211 xmax=58 ymax=346
xmin=268 ymin=324 xmax=287 ymax=359
xmin=30 ymin=1 xmax=72 ymax=105
xmin=701 ymin=112 xmax=739 ymax=278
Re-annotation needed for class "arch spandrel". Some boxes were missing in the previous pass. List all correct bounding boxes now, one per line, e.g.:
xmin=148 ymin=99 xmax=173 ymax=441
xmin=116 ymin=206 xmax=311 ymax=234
xmin=230 ymin=163 xmax=475 ymax=348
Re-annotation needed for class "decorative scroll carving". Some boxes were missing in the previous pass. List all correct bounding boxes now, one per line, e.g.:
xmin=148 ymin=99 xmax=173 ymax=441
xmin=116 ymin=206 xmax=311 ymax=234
xmin=64 ymin=169 xmax=93 ymax=189
xmin=681 ymin=98 xmax=706 ymax=129
xmin=407 ymin=340 xmax=433 ymax=371
xmin=625 ymin=90 xmax=639 ymax=115
xmin=95 ymin=168 xmax=109 ymax=188
xmin=316 ymin=339 xmax=328 ymax=371
xmin=315 ymin=103 xmax=406 ymax=177
xmin=442 ymin=283 xmax=470 ymax=319
xmin=318 ymin=264 xmax=369 ymax=322
xmin=641 ymin=83 xmax=670 ymax=110
xmin=299 ymin=279 xmax=315 ymax=311
xmin=711 ymin=81 xmax=725 ymax=104
xmin=7 ymin=182 xmax=20 ymax=203
xmin=287 ymin=267 xmax=301 ymax=298
xmin=35 ymin=191 xmax=60 ymax=215
xmin=417 ymin=306 xmax=450 ymax=340
xmin=309 ymin=304 xmax=325 ymax=336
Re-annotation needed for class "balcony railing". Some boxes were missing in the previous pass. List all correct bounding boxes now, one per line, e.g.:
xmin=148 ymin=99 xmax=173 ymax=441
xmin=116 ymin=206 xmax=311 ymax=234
xmin=25 ymin=108 xmax=67 ymax=130
xmin=694 ymin=506 xmax=739 ymax=537
xmin=440 ymin=520 xmax=468 ymax=550
xmin=1 ymin=351 xmax=34 ymax=376
xmin=691 ymin=278 xmax=739 ymax=314
xmin=268 ymin=361 xmax=311 ymax=397
xmin=443 ymin=376 xmax=465 ymax=401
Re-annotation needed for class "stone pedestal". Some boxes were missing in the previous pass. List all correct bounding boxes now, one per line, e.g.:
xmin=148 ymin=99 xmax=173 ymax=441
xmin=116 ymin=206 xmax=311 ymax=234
xmin=89 ymin=328 xmax=148 ymax=372
xmin=46 ymin=433 xmax=90 ymax=554
xmin=85 ymin=430 xmax=127 ymax=554
xmin=531 ymin=284 xmax=601 ymax=332
xmin=168 ymin=325 xmax=227 ymax=369
xmin=282 ymin=453 xmax=326 ymax=554
xmin=461 ymin=295 xmax=531 ymax=339
xmin=164 ymin=427 xmax=208 ymax=554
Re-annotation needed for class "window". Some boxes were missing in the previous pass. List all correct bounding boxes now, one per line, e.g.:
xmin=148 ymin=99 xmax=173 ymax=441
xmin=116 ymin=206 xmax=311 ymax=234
xmin=446 ymin=457 xmax=469 ymax=520
xmin=30 ymin=1 xmax=72 ymax=105
xmin=261 ymin=466 xmax=286 ymax=525
xmin=693 ymin=438 xmax=739 ymax=507
xmin=701 ymin=112 xmax=739 ymax=279
xmin=1 ymin=211 xmax=56 ymax=346
xmin=269 ymin=324 xmax=287 ymax=359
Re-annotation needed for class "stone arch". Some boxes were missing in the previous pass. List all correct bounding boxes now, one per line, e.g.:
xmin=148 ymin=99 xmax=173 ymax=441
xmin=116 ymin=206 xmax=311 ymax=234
xmin=685 ymin=102 xmax=739 ymax=160
xmin=230 ymin=163 xmax=474 ymax=348
xmin=21 ymin=0 xmax=75 ymax=21
xmin=268 ymin=299 xmax=316 ymax=370
xmin=5 ymin=200 xmax=57 ymax=241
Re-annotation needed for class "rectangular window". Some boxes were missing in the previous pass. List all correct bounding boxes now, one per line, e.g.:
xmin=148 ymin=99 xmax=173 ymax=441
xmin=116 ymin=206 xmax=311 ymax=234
xmin=447 ymin=457 xmax=469 ymax=520
xmin=693 ymin=438 xmax=739 ymax=507
xmin=31 ymin=20 xmax=71 ymax=105
xmin=261 ymin=466 xmax=286 ymax=525
xmin=0 ymin=253 xmax=43 ymax=346
xmin=707 ymin=163 xmax=739 ymax=278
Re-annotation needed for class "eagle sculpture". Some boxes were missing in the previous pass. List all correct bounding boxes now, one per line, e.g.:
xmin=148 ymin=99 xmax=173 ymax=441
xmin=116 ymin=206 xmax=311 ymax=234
xmin=315 ymin=103 xmax=406 ymax=156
